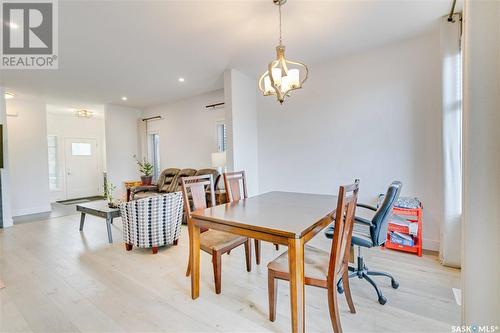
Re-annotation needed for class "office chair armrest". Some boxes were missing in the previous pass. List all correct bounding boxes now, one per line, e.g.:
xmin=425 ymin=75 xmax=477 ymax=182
xmin=356 ymin=203 xmax=378 ymax=211
xmin=355 ymin=216 xmax=373 ymax=226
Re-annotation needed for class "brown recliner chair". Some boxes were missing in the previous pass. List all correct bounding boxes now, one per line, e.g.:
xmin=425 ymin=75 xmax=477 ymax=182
xmin=130 ymin=168 xmax=221 ymax=201
xmin=130 ymin=168 xmax=180 ymax=200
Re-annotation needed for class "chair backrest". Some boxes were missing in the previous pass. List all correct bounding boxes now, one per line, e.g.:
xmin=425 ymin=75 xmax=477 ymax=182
xmin=180 ymin=174 xmax=215 ymax=218
xmin=158 ymin=168 xmax=180 ymax=192
xmin=370 ymin=181 xmax=402 ymax=246
xmin=195 ymin=168 xmax=221 ymax=191
xmin=170 ymin=168 xmax=197 ymax=192
xmin=224 ymin=171 xmax=248 ymax=202
xmin=328 ymin=180 xmax=360 ymax=282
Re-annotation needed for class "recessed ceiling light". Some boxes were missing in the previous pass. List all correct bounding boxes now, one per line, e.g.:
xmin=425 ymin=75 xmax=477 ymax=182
xmin=121 ymin=96 xmax=128 ymax=101
xmin=178 ymin=77 xmax=185 ymax=82
xmin=4 ymin=92 xmax=15 ymax=99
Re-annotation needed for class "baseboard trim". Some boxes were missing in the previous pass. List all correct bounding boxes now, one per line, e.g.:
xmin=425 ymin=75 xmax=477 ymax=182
xmin=423 ymin=238 xmax=440 ymax=251
xmin=12 ymin=205 xmax=52 ymax=217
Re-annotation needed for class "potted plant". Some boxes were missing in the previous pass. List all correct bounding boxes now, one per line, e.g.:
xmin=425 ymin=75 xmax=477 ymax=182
xmin=134 ymin=155 xmax=154 ymax=185
xmin=104 ymin=180 xmax=117 ymax=208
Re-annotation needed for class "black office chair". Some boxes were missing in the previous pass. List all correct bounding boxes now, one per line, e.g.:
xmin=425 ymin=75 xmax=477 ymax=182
xmin=325 ymin=181 xmax=402 ymax=305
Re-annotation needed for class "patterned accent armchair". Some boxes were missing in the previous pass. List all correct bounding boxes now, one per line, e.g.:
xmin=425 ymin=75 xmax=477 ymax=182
xmin=120 ymin=192 xmax=184 ymax=254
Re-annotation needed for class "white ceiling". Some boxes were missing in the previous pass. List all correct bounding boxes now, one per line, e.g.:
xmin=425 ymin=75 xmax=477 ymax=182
xmin=0 ymin=0 xmax=454 ymax=108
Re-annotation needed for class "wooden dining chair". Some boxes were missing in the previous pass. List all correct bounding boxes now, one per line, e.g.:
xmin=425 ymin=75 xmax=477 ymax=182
xmin=182 ymin=174 xmax=252 ymax=294
xmin=223 ymin=171 xmax=279 ymax=265
xmin=267 ymin=180 xmax=360 ymax=333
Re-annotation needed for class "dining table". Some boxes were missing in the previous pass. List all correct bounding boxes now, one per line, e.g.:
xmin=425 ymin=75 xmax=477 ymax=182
xmin=188 ymin=191 xmax=339 ymax=333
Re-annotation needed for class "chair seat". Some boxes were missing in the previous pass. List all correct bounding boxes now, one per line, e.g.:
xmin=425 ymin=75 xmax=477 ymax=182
xmin=200 ymin=230 xmax=247 ymax=252
xmin=267 ymin=245 xmax=330 ymax=282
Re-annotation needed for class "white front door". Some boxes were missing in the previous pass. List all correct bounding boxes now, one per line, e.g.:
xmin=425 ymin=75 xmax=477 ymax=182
xmin=64 ymin=138 xmax=100 ymax=199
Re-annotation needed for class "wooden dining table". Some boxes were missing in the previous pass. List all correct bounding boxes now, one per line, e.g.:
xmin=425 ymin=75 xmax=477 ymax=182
xmin=189 ymin=191 xmax=338 ymax=333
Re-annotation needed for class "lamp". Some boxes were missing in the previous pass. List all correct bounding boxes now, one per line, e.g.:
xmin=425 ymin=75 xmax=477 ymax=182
xmin=211 ymin=152 xmax=227 ymax=174
xmin=258 ymin=0 xmax=308 ymax=104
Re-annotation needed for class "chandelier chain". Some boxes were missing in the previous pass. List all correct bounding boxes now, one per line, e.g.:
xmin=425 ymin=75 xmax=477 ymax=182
xmin=278 ymin=2 xmax=282 ymax=46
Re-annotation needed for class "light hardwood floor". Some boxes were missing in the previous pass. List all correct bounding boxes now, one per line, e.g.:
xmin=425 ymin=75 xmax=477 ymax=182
xmin=0 ymin=211 xmax=460 ymax=333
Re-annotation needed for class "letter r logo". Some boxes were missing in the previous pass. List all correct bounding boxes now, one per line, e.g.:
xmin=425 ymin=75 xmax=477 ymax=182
xmin=2 ymin=2 xmax=53 ymax=54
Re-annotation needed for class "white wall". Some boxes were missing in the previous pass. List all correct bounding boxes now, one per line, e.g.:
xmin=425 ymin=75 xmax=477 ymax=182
xmin=461 ymin=0 xmax=500 ymax=325
xmin=6 ymin=99 xmax=51 ymax=216
xmin=104 ymin=104 xmax=141 ymax=199
xmin=0 ymin=87 xmax=13 ymax=227
xmin=143 ymin=89 xmax=225 ymax=169
xmin=224 ymin=69 xmax=259 ymax=196
xmin=257 ymin=31 xmax=442 ymax=250
xmin=46 ymin=110 xmax=106 ymax=202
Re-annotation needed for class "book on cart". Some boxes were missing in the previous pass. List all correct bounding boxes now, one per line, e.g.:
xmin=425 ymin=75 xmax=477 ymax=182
xmin=390 ymin=231 xmax=415 ymax=247
xmin=388 ymin=214 xmax=418 ymax=235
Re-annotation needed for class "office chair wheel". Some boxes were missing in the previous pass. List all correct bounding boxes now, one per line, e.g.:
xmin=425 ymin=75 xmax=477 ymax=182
xmin=378 ymin=296 xmax=387 ymax=305
xmin=391 ymin=280 xmax=399 ymax=289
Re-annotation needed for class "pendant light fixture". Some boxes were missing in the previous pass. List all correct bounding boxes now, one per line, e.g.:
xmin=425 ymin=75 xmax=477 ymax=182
xmin=258 ymin=0 xmax=308 ymax=104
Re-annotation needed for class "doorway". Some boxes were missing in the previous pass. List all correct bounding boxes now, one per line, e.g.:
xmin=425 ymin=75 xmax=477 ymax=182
xmin=64 ymin=138 xmax=100 ymax=199
xmin=46 ymin=105 xmax=106 ymax=203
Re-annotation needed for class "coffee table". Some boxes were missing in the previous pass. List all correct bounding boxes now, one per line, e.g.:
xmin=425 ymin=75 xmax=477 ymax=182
xmin=76 ymin=201 xmax=121 ymax=243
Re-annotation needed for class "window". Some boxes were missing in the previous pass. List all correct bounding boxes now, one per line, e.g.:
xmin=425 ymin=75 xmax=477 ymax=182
xmin=47 ymin=136 xmax=59 ymax=190
xmin=71 ymin=143 xmax=92 ymax=156
xmin=148 ymin=133 xmax=160 ymax=182
xmin=216 ymin=121 xmax=227 ymax=152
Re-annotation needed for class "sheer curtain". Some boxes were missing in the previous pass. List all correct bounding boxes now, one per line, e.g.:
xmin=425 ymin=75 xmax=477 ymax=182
xmin=440 ymin=14 xmax=462 ymax=268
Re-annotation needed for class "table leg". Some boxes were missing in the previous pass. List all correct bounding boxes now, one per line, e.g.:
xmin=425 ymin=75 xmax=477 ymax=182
xmin=288 ymin=238 xmax=305 ymax=333
xmin=106 ymin=217 xmax=113 ymax=243
xmin=189 ymin=220 xmax=201 ymax=299
xmin=79 ymin=212 xmax=86 ymax=231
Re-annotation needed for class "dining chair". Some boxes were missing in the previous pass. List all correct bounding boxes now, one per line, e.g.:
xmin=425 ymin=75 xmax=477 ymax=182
xmin=267 ymin=180 xmax=360 ymax=333
xmin=182 ymin=174 xmax=252 ymax=294
xmin=223 ymin=171 xmax=279 ymax=265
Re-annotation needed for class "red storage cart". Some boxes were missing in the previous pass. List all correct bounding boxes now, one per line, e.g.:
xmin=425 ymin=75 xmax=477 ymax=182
xmin=385 ymin=203 xmax=423 ymax=257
